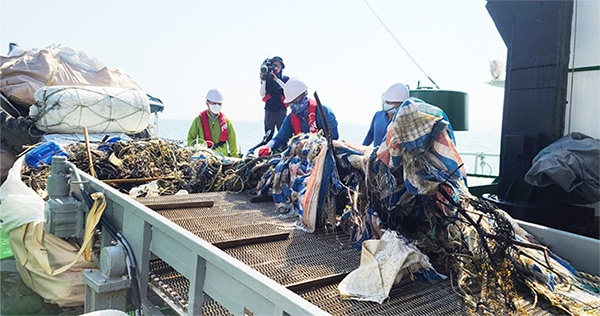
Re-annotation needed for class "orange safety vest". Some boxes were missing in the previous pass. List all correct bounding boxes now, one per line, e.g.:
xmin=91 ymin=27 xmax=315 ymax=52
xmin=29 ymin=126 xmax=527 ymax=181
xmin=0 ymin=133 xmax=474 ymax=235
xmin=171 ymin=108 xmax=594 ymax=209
xmin=199 ymin=110 xmax=228 ymax=146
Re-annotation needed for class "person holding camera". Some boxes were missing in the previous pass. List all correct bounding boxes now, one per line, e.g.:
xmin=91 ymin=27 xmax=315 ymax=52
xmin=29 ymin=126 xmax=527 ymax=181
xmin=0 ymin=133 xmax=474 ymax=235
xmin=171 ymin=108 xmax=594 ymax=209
xmin=187 ymin=88 xmax=239 ymax=157
xmin=257 ymin=78 xmax=339 ymax=156
xmin=259 ymin=56 xmax=289 ymax=141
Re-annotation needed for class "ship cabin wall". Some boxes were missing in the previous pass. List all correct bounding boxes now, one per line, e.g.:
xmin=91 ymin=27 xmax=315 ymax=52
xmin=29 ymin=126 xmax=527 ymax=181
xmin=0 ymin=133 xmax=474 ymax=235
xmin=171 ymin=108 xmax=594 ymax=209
xmin=565 ymin=0 xmax=600 ymax=139
xmin=565 ymin=0 xmax=600 ymax=217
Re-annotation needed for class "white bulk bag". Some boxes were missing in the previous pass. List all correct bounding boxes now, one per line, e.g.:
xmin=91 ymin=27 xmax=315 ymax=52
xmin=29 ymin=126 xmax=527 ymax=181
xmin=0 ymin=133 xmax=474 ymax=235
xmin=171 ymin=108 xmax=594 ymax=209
xmin=0 ymin=44 xmax=142 ymax=115
xmin=30 ymin=86 xmax=150 ymax=134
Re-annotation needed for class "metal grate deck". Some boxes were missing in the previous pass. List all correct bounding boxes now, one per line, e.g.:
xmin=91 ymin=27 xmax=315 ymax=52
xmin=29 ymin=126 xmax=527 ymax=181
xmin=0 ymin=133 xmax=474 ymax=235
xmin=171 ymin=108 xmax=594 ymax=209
xmin=298 ymin=281 xmax=467 ymax=316
xmin=224 ymin=229 xmax=359 ymax=287
xmin=142 ymin=192 xmax=562 ymax=315
xmin=137 ymin=192 xmax=295 ymax=245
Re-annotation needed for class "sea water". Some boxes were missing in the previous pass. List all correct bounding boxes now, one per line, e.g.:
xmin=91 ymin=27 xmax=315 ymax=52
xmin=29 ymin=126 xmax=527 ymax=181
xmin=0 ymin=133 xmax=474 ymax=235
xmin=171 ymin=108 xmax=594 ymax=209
xmin=157 ymin=118 xmax=501 ymax=176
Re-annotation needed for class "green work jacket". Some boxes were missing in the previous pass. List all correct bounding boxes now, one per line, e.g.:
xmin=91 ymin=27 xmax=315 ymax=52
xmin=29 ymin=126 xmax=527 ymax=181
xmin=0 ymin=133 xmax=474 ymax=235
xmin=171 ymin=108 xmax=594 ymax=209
xmin=187 ymin=114 xmax=239 ymax=157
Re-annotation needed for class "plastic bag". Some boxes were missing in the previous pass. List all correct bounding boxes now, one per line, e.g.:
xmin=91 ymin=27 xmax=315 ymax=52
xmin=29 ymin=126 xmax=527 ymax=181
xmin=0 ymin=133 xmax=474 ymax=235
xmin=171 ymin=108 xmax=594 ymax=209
xmin=0 ymin=44 xmax=141 ymax=114
xmin=525 ymin=132 xmax=600 ymax=203
xmin=0 ymin=157 xmax=44 ymax=233
xmin=0 ymin=156 xmax=98 ymax=307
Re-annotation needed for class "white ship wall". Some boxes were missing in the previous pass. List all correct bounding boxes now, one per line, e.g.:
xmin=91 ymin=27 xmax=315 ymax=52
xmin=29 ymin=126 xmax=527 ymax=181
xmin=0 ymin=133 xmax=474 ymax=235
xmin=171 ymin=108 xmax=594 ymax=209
xmin=565 ymin=0 xmax=600 ymax=216
xmin=565 ymin=0 xmax=600 ymax=139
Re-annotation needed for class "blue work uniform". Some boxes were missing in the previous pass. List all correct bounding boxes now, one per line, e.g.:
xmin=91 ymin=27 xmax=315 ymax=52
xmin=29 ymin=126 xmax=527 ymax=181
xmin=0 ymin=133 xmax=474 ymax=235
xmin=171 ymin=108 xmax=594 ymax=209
xmin=363 ymin=110 xmax=392 ymax=147
xmin=271 ymin=104 xmax=339 ymax=151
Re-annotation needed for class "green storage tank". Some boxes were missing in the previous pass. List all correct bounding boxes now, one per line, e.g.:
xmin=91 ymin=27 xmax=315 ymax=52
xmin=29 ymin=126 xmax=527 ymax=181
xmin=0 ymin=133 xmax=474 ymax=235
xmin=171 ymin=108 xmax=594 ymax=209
xmin=409 ymin=89 xmax=469 ymax=131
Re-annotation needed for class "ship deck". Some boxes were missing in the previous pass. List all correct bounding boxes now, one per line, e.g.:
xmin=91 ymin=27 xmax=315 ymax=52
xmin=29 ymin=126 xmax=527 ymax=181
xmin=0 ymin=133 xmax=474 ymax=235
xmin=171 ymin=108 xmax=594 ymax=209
xmin=137 ymin=192 xmax=561 ymax=315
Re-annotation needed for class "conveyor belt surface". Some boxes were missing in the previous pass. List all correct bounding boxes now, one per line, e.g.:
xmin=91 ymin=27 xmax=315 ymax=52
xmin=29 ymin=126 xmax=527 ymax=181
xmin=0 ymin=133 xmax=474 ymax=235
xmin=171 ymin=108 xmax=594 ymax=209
xmin=139 ymin=192 xmax=561 ymax=315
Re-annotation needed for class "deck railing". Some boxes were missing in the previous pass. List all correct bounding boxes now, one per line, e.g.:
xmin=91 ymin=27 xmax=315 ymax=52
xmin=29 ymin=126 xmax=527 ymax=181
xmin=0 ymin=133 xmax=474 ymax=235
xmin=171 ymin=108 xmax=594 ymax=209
xmin=460 ymin=152 xmax=500 ymax=178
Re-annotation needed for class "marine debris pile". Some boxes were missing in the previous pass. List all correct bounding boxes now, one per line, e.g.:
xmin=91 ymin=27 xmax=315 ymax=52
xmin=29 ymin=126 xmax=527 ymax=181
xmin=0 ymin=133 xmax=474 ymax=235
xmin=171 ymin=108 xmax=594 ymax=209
xmin=19 ymin=101 xmax=600 ymax=315
xmin=254 ymin=99 xmax=600 ymax=315
xmin=22 ymin=139 xmax=270 ymax=197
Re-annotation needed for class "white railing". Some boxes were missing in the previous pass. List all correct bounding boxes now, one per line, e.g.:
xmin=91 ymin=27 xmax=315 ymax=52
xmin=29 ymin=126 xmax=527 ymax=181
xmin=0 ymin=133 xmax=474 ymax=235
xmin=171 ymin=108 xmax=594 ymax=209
xmin=460 ymin=152 xmax=500 ymax=178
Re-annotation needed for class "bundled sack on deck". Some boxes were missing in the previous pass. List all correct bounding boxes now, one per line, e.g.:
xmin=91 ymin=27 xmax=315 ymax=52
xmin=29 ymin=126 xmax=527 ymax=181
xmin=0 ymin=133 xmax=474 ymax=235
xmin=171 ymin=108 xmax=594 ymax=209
xmin=525 ymin=132 xmax=600 ymax=204
xmin=0 ymin=157 xmax=97 ymax=307
xmin=0 ymin=44 xmax=141 ymax=116
xmin=29 ymin=85 xmax=150 ymax=134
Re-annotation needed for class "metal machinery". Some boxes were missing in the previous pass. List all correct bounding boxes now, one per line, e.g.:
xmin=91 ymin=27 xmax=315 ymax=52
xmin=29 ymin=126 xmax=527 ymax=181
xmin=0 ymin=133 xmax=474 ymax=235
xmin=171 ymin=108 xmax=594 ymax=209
xmin=44 ymin=156 xmax=86 ymax=239
xmin=44 ymin=156 xmax=327 ymax=315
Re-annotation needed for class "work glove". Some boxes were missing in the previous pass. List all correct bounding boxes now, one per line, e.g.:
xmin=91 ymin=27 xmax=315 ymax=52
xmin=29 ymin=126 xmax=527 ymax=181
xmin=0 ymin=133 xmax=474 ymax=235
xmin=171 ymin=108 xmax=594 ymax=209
xmin=258 ymin=145 xmax=272 ymax=157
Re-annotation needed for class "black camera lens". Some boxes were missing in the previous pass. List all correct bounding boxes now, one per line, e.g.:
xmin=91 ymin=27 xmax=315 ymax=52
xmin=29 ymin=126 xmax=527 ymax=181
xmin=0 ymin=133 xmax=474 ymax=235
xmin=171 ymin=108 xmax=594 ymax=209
xmin=260 ymin=65 xmax=269 ymax=74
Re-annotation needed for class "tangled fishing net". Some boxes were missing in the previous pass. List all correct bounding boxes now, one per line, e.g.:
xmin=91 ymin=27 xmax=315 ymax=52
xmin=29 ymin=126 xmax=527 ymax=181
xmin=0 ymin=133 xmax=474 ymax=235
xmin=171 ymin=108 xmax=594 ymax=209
xmin=21 ymin=139 xmax=270 ymax=198
xmin=331 ymin=101 xmax=599 ymax=315
xmin=18 ymin=98 xmax=600 ymax=315
xmin=253 ymin=99 xmax=600 ymax=315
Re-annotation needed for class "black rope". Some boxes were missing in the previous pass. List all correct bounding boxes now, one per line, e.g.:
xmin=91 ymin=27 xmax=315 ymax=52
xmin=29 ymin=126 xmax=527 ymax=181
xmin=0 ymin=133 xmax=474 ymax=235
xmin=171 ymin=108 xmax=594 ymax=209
xmin=362 ymin=0 xmax=440 ymax=89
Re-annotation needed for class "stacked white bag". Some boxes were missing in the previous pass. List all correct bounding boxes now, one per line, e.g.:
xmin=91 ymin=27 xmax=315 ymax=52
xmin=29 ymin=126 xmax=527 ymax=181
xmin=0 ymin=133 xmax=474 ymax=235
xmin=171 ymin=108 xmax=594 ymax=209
xmin=30 ymin=86 xmax=150 ymax=134
xmin=0 ymin=44 xmax=142 ymax=116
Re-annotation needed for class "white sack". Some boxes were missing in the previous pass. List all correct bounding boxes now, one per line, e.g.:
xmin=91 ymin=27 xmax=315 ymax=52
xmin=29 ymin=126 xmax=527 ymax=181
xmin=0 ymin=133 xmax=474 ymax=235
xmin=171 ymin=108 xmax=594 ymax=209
xmin=0 ymin=156 xmax=97 ymax=307
xmin=0 ymin=157 xmax=45 ymax=233
xmin=31 ymin=85 xmax=150 ymax=134
xmin=338 ymin=230 xmax=441 ymax=304
xmin=9 ymin=221 xmax=97 ymax=307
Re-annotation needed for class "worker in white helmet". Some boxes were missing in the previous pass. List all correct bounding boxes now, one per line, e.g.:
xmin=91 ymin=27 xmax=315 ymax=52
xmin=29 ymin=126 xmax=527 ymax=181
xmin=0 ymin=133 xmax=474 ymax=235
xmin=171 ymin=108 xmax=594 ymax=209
xmin=187 ymin=88 xmax=239 ymax=157
xmin=257 ymin=78 xmax=339 ymax=156
xmin=363 ymin=83 xmax=410 ymax=147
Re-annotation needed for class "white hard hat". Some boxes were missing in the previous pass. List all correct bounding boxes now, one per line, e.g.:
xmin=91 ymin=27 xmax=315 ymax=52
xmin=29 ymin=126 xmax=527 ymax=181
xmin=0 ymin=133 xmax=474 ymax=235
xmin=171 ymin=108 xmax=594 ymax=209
xmin=206 ymin=88 xmax=223 ymax=103
xmin=283 ymin=78 xmax=308 ymax=103
xmin=383 ymin=83 xmax=409 ymax=103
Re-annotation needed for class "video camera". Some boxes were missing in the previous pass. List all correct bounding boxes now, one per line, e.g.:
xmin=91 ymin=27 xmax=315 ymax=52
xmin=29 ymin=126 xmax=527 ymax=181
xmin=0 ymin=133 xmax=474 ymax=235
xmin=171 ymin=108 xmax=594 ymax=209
xmin=260 ymin=58 xmax=278 ymax=80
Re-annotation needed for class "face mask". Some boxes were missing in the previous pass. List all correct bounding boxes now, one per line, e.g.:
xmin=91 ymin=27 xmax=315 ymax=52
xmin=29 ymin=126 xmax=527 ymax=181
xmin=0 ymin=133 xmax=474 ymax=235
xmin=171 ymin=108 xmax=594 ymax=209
xmin=273 ymin=63 xmax=282 ymax=75
xmin=383 ymin=103 xmax=396 ymax=113
xmin=209 ymin=103 xmax=222 ymax=114
xmin=290 ymin=96 xmax=309 ymax=117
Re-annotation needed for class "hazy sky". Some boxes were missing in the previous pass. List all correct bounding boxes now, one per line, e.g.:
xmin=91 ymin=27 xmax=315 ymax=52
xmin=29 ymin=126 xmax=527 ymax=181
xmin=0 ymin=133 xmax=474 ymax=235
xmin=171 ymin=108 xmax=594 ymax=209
xmin=1 ymin=0 xmax=507 ymax=129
